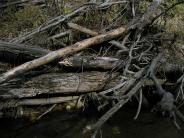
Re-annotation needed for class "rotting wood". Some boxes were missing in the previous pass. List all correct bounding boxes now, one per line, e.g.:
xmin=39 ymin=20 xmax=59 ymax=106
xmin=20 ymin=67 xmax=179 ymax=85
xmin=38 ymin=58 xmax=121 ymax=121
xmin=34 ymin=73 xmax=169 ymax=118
xmin=59 ymin=56 xmax=124 ymax=70
xmin=0 ymin=0 xmax=184 ymax=130
xmin=0 ymin=96 xmax=79 ymax=109
xmin=50 ymin=30 xmax=72 ymax=40
xmin=66 ymin=22 xmax=129 ymax=50
xmin=0 ymin=41 xmax=50 ymax=63
xmin=67 ymin=22 xmax=99 ymax=36
xmin=0 ymin=71 xmax=172 ymax=99
xmin=0 ymin=100 xmax=80 ymax=118
xmin=0 ymin=0 xmax=165 ymax=84
xmin=0 ymin=26 xmax=127 ymax=84
xmin=0 ymin=72 xmax=120 ymax=98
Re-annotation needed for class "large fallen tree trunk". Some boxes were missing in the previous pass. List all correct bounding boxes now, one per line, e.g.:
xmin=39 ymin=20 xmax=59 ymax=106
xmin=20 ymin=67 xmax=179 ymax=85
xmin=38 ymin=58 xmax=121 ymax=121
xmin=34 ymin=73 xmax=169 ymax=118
xmin=0 ymin=72 xmax=120 ymax=98
xmin=0 ymin=0 xmax=163 ymax=85
xmin=59 ymin=56 xmax=124 ymax=70
xmin=0 ymin=97 xmax=81 ymax=118
xmin=0 ymin=70 xmax=173 ymax=99
xmin=0 ymin=26 xmax=127 ymax=84
xmin=59 ymin=56 xmax=184 ymax=74
xmin=0 ymin=41 xmax=50 ymax=63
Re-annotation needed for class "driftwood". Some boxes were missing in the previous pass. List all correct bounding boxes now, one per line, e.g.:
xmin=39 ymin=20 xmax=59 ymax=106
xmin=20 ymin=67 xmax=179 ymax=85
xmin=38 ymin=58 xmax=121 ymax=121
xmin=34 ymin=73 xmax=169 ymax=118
xmin=59 ymin=56 xmax=184 ymax=74
xmin=0 ymin=0 xmax=184 ymax=133
xmin=0 ymin=70 xmax=172 ymax=99
xmin=0 ymin=72 xmax=120 ymax=98
xmin=0 ymin=41 xmax=50 ymax=63
xmin=0 ymin=26 xmax=127 ymax=84
xmin=0 ymin=0 xmax=162 ymax=84
xmin=0 ymin=96 xmax=79 ymax=109
xmin=0 ymin=99 xmax=81 ymax=118
xmin=50 ymin=30 xmax=72 ymax=40
xmin=67 ymin=22 xmax=129 ymax=50
xmin=59 ymin=56 xmax=124 ymax=70
xmin=67 ymin=22 xmax=99 ymax=36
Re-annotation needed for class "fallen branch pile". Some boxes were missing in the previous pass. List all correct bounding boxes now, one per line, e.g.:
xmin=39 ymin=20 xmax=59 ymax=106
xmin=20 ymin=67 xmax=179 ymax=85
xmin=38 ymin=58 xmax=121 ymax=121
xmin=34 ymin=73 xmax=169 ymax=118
xmin=0 ymin=0 xmax=184 ymax=137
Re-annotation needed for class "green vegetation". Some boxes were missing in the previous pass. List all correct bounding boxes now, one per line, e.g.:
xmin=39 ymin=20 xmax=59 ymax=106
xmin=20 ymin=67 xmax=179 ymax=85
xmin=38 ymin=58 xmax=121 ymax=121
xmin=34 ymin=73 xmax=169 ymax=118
xmin=0 ymin=1 xmax=183 ymax=43
xmin=0 ymin=5 xmax=47 ymax=39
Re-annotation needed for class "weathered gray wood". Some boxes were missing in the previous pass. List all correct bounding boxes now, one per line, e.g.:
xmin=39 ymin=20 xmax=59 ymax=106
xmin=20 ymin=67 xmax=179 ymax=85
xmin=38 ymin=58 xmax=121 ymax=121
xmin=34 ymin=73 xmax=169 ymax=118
xmin=59 ymin=56 xmax=124 ymax=70
xmin=0 ymin=72 xmax=120 ymax=99
xmin=67 ymin=22 xmax=99 ymax=36
xmin=0 ymin=26 xmax=127 ymax=84
xmin=0 ymin=41 xmax=50 ymax=63
xmin=0 ymin=70 xmax=171 ymax=99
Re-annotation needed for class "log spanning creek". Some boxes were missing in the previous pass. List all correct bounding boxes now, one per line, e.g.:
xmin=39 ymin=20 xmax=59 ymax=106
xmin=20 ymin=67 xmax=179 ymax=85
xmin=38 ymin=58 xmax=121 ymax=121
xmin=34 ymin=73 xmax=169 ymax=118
xmin=0 ymin=108 xmax=184 ymax=138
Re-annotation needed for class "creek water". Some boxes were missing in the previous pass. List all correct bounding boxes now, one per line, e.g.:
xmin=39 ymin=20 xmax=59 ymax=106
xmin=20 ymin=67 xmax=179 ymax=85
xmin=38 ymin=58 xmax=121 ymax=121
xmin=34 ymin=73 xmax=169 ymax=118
xmin=0 ymin=107 xmax=184 ymax=138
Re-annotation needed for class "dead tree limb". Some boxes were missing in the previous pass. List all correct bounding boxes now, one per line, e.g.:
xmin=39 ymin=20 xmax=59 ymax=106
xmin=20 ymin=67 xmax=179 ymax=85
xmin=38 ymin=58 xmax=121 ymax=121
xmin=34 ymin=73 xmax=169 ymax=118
xmin=67 ymin=22 xmax=99 ymax=36
xmin=0 ymin=41 xmax=50 ymax=63
xmin=0 ymin=26 xmax=127 ymax=84
xmin=10 ymin=2 xmax=96 ymax=43
xmin=0 ymin=0 xmax=163 ymax=84
xmin=0 ymin=71 xmax=170 ymax=99
xmin=0 ymin=96 xmax=79 ymax=110
xmin=59 ymin=56 xmax=123 ymax=70
xmin=67 ymin=22 xmax=128 ymax=50
xmin=50 ymin=30 xmax=72 ymax=40
xmin=0 ymin=72 xmax=120 ymax=98
xmin=84 ymin=79 xmax=144 ymax=134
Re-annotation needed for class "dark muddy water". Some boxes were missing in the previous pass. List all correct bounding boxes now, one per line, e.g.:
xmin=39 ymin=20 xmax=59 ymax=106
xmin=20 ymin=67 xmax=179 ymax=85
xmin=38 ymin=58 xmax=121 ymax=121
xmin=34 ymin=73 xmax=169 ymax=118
xmin=0 ymin=108 xmax=184 ymax=138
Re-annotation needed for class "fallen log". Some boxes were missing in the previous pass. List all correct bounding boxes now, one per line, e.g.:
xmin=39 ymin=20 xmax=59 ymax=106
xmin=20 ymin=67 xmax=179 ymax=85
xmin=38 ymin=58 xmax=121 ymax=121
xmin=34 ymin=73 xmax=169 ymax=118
xmin=0 ymin=0 xmax=163 ymax=85
xmin=0 ymin=41 xmax=50 ymax=63
xmin=0 ymin=72 xmax=120 ymax=98
xmin=67 ymin=22 xmax=99 ymax=36
xmin=67 ymin=22 xmax=129 ymax=50
xmin=0 ymin=99 xmax=81 ymax=119
xmin=0 ymin=96 xmax=79 ymax=109
xmin=59 ymin=56 xmax=184 ymax=75
xmin=0 ymin=71 xmax=173 ymax=99
xmin=0 ymin=26 xmax=127 ymax=84
xmin=59 ymin=56 xmax=124 ymax=70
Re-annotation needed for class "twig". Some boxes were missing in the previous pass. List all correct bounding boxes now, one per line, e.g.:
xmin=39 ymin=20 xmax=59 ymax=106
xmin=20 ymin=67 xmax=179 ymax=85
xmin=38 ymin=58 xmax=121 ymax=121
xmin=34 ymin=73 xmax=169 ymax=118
xmin=85 ymin=79 xmax=144 ymax=134
xmin=134 ymin=89 xmax=143 ymax=120
xmin=0 ymin=26 xmax=127 ymax=84
xmin=67 ymin=22 xmax=99 ymax=36
xmin=37 ymin=104 xmax=57 ymax=120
